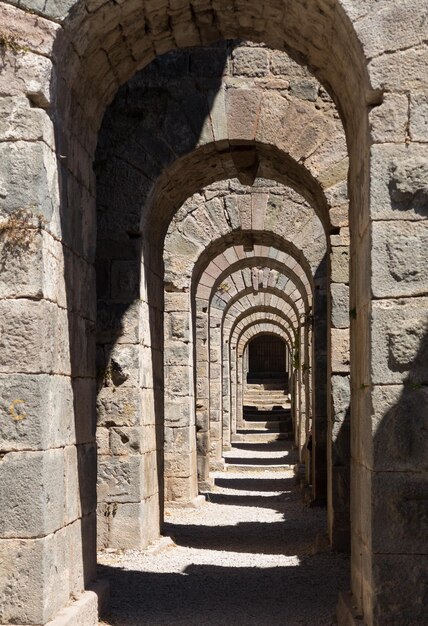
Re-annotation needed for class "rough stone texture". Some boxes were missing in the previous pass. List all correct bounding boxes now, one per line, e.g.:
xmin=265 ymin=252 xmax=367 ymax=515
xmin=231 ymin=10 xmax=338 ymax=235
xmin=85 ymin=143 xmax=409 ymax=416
xmin=99 ymin=457 xmax=349 ymax=626
xmin=0 ymin=3 xmax=426 ymax=626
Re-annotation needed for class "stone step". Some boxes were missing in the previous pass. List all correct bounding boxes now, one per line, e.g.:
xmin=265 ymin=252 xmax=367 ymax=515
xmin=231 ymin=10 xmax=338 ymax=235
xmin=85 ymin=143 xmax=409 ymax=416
xmin=224 ymin=463 xmax=292 ymax=472
xmin=245 ymin=386 xmax=287 ymax=390
xmin=232 ymin=432 xmax=288 ymax=443
xmin=244 ymin=397 xmax=287 ymax=402
xmin=243 ymin=403 xmax=290 ymax=413
xmin=241 ymin=420 xmax=284 ymax=430
xmin=243 ymin=400 xmax=291 ymax=411
xmin=245 ymin=378 xmax=288 ymax=389
xmin=244 ymin=390 xmax=287 ymax=396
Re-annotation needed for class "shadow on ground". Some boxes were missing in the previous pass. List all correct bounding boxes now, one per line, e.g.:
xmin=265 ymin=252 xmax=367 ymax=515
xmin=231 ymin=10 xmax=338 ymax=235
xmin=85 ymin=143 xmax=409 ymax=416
xmin=99 ymin=556 xmax=349 ymax=626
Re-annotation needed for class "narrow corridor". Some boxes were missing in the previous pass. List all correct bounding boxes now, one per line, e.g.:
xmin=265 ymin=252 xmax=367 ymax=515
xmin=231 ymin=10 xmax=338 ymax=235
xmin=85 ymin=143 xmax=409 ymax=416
xmin=99 ymin=434 xmax=349 ymax=625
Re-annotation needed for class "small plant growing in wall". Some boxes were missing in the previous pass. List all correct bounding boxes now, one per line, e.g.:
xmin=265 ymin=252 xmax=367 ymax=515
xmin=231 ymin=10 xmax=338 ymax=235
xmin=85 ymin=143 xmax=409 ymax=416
xmin=218 ymin=282 xmax=230 ymax=294
xmin=0 ymin=208 xmax=45 ymax=267
xmin=293 ymin=331 xmax=300 ymax=370
xmin=0 ymin=32 xmax=29 ymax=54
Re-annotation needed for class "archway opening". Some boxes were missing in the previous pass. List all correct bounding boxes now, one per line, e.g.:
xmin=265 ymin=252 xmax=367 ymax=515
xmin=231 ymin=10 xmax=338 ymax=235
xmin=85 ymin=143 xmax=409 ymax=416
xmin=247 ymin=333 xmax=288 ymax=383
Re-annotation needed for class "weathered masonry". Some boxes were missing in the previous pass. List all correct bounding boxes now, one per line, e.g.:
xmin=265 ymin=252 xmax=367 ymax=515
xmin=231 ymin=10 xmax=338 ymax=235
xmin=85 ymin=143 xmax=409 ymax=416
xmin=0 ymin=2 xmax=427 ymax=625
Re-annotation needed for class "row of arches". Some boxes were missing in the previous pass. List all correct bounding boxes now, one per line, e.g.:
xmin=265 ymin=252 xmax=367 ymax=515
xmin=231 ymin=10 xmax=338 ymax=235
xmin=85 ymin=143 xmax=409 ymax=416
xmin=0 ymin=2 xmax=426 ymax=625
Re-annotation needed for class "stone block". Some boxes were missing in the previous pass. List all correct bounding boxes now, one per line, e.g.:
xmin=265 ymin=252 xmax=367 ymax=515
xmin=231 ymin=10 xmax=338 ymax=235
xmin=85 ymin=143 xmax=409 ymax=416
xmin=0 ymin=373 xmax=75 ymax=450
xmin=205 ymin=197 xmax=230 ymax=235
xmin=105 ymin=343 xmax=140 ymax=388
xmin=227 ymin=88 xmax=262 ymax=143
xmin=371 ymin=384 xmax=428 ymax=472
xmin=164 ymin=425 xmax=196 ymax=460
xmin=207 ymin=85 xmax=228 ymax=144
xmin=141 ymin=387 xmax=156 ymax=426
xmin=331 ymin=283 xmax=349 ymax=329
xmin=76 ymin=443 xmax=97 ymax=516
xmin=331 ymin=329 xmax=350 ymax=373
xmin=110 ymin=260 xmax=140 ymax=300
xmin=0 ymin=139 xmax=59 ymax=222
xmin=329 ymin=204 xmax=349 ymax=228
xmin=97 ymin=456 xmax=143 ymax=503
xmin=371 ymin=298 xmax=428 ymax=385
xmin=269 ymin=51 xmax=306 ymax=77
xmin=370 ymin=144 xmax=428 ymax=221
xmin=167 ymin=311 xmax=190 ymax=340
xmin=164 ymin=291 xmax=190 ymax=313
xmin=0 ymin=49 xmax=53 ymax=105
xmin=0 ymin=3 xmax=59 ymax=56
xmin=289 ymin=78 xmax=319 ymax=102
xmin=138 ymin=450 xmax=158 ymax=500
xmin=0 ymin=448 xmax=78 ymax=538
xmin=109 ymin=426 xmax=144 ymax=455
xmin=371 ymin=471 xmax=428 ymax=554
xmin=0 ymin=529 xmax=71 ymax=624
xmin=165 ymin=474 xmax=198 ymax=503
xmin=96 ymin=426 xmax=110 ymax=455
xmin=44 ymin=585 xmax=100 ymax=626
xmin=97 ymin=386 xmax=141 ymax=427
xmin=372 ymin=220 xmax=428 ymax=298
xmin=164 ymin=395 xmax=193 ymax=427
xmin=331 ymin=246 xmax=349 ymax=284
xmin=73 ymin=376 xmax=96 ymax=444
xmin=370 ymin=554 xmax=428 ymax=625
xmin=410 ymin=92 xmax=428 ymax=142
xmin=233 ymin=47 xmax=269 ymax=77
xmin=164 ymin=340 xmax=192 ymax=368
xmin=107 ymin=502 xmax=145 ymax=550
xmin=369 ymin=92 xmax=408 ymax=143
xmin=331 ymin=375 xmax=351 ymax=423
xmin=69 ymin=312 xmax=97 ymax=379
xmin=164 ymin=365 xmax=192 ymax=396
xmin=97 ymin=300 xmax=140 ymax=344
xmin=0 ymin=298 xmax=70 ymax=375
xmin=369 ymin=42 xmax=428 ymax=93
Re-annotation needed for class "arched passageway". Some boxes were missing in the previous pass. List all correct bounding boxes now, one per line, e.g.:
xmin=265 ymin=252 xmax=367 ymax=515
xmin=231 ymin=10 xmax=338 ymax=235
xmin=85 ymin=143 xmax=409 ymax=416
xmin=247 ymin=333 xmax=288 ymax=381
xmin=0 ymin=3 xmax=427 ymax=626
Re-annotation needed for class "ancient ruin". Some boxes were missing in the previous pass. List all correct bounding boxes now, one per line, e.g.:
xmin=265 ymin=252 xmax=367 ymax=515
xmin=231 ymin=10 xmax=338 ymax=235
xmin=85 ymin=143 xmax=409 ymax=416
xmin=0 ymin=1 xmax=427 ymax=624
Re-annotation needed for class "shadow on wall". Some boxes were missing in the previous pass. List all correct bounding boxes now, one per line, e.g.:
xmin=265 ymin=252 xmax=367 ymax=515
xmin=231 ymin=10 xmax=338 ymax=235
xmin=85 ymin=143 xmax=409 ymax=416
xmin=56 ymin=43 xmax=229 ymax=561
xmin=368 ymin=324 xmax=428 ymax=623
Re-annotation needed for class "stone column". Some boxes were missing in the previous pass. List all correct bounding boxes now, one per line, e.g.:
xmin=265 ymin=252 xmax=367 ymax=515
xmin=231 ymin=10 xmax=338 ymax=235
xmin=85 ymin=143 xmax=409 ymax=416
xmin=350 ymin=141 xmax=428 ymax=624
xmin=195 ymin=299 xmax=212 ymax=490
xmin=328 ymin=220 xmax=351 ymax=550
xmin=0 ymin=90 xmax=98 ymax=622
xmin=164 ymin=292 xmax=198 ymax=503
xmin=221 ymin=338 xmax=232 ymax=451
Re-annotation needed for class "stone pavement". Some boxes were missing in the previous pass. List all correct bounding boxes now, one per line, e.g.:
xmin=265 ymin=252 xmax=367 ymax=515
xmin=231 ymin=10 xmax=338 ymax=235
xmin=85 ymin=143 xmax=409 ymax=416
xmin=98 ymin=439 xmax=349 ymax=625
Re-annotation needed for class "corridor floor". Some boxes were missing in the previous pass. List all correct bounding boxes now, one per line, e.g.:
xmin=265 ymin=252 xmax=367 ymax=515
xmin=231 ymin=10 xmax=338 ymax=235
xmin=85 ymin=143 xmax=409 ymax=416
xmin=98 ymin=440 xmax=349 ymax=626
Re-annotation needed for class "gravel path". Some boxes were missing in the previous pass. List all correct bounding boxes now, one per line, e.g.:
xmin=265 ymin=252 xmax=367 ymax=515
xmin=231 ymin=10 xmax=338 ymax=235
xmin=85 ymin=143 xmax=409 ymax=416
xmin=99 ymin=441 xmax=349 ymax=626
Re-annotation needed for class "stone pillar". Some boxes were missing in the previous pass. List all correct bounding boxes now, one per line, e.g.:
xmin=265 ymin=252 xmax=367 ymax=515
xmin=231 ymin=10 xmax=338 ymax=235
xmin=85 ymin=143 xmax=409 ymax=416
xmin=350 ymin=141 xmax=428 ymax=625
xmin=230 ymin=344 xmax=237 ymax=437
xmin=222 ymin=338 xmax=232 ymax=451
xmin=237 ymin=353 xmax=245 ymax=430
xmin=164 ymin=291 xmax=198 ymax=503
xmin=195 ymin=300 xmax=212 ymax=490
xmin=209 ymin=312 xmax=223 ymax=468
xmin=328 ymin=221 xmax=351 ymax=550
xmin=95 ymin=151 xmax=163 ymax=548
xmin=0 ymin=90 xmax=98 ymax=622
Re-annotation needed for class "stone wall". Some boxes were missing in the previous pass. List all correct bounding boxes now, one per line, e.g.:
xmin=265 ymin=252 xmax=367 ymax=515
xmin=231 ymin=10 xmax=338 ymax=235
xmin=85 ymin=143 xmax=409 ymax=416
xmin=0 ymin=1 xmax=426 ymax=625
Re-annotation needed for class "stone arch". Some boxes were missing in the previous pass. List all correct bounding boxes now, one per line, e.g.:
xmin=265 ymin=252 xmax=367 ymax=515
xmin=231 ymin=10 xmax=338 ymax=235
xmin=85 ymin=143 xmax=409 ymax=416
xmin=224 ymin=302 xmax=300 ymax=450
xmin=192 ymin=248 xmax=314 ymax=480
xmin=232 ymin=320 xmax=294 ymax=436
xmin=1 ymin=2 xmax=426 ymax=624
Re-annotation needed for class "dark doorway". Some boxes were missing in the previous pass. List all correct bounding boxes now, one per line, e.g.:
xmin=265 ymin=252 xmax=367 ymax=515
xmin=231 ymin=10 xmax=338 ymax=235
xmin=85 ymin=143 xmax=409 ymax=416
xmin=247 ymin=335 xmax=287 ymax=382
